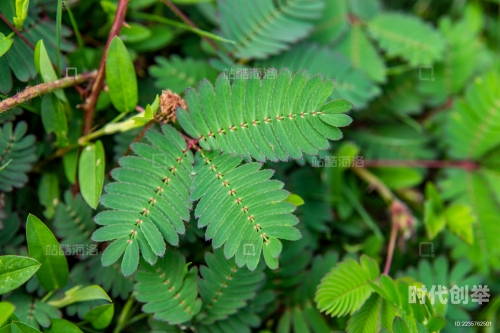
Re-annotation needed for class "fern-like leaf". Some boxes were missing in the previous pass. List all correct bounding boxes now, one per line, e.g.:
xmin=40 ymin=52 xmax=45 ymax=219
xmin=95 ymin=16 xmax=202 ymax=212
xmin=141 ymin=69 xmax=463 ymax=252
xmin=276 ymin=251 xmax=338 ymax=332
xmin=258 ymin=43 xmax=380 ymax=109
xmin=367 ymin=13 xmax=445 ymax=66
xmin=346 ymin=294 xmax=396 ymax=333
xmin=6 ymin=292 xmax=61 ymax=329
xmin=0 ymin=1 xmax=74 ymax=88
xmin=53 ymin=191 xmax=95 ymax=247
xmin=310 ymin=0 xmax=349 ymax=45
xmin=335 ymin=25 xmax=387 ymax=83
xmin=176 ymin=69 xmax=353 ymax=162
xmin=439 ymin=168 xmax=500 ymax=273
xmin=315 ymin=255 xmax=379 ymax=317
xmin=92 ymin=124 xmax=194 ymax=276
xmin=134 ymin=250 xmax=202 ymax=325
xmin=0 ymin=121 xmax=37 ymax=192
xmin=400 ymin=256 xmax=482 ymax=331
xmin=444 ymin=70 xmax=500 ymax=159
xmin=191 ymin=151 xmax=300 ymax=270
xmin=0 ymin=107 xmax=22 ymax=124
xmin=368 ymin=275 xmax=439 ymax=333
xmin=149 ymin=55 xmax=218 ymax=94
xmin=417 ymin=17 xmax=485 ymax=103
xmin=197 ymin=249 xmax=265 ymax=324
xmin=218 ymin=0 xmax=324 ymax=59
xmin=196 ymin=290 xmax=274 ymax=333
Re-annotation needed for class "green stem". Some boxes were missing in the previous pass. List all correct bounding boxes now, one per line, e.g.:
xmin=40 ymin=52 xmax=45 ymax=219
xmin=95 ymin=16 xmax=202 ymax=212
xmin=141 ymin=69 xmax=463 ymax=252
xmin=130 ymin=12 xmax=235 ymax=45
xmin=78 ymin=127 xmax=106 ymax=145
xmin=65 ymin=2 xmax=89 ymax=70
xmin=351 ymin=166 xmax=395 ymax=203
xmin=127 ymin=313 xmax=149 ymax=326
xmin=55 ymin=0 xmax=63 ymax=73
xmin=343 ymin=186 xmax=384 ymax=240
xmin=113 ymin=296 xmax=135 ymax=333
xmin=78 ymin=111 xmax=131 ymax=145
xmin=41 ymin=291 xmax=54 ymax=303
xmin=33 ymin=113 xmax=142 ymax=172
xmin=386 ymin=63 xmax=414 ymax=76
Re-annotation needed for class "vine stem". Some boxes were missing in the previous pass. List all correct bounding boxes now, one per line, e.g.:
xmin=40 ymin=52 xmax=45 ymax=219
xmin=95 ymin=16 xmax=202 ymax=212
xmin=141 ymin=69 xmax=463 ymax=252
xmin=163 ymin=0 xmax=219 ymax=51
xmin=81 ymin=0 xmax=129 ymax=134
xmin=383 ymin=216 xmax=398 ymax=275
xmin=113 ymin=296 xmax=135 ymax=333
xmin=361 ymin=159 xmax=478 ymax=171
xmin=351 ymin=166 xmax=395 ymax=203
xmin=41 ymin=291 xmax=54 ymax=303
xmin=0 ymin=71 xmax=97 ymax=113
xmin=418 ymin=97 xmax=454 ymax=123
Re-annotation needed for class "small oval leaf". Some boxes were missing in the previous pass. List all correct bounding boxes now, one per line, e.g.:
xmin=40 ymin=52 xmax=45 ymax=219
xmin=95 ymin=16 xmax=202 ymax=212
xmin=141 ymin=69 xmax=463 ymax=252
xmin=0 ymin=256 xmax=41 ymax=295
xmin=26 ymin=214 xmax=69 ymax=292
xmin=83 ymin=304 xmax=114 ymax=329
xmin=105 ymin=36 xmax=138 ymax=112
xmin=78 ymin=141 xmax=105 ymax=209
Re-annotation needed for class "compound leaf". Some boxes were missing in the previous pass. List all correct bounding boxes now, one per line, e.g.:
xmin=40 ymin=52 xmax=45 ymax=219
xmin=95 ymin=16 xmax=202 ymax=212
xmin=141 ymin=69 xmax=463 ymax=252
xmin=177 ymin=69 xmax=353 ymax=162
xmin=192 ymin=151 xmax=301 ymax=270
xmin=315 ymin=255 xmax=379 ymax=317
xmin=368 ymin=13 xmax=445 ymax=66
xmin=134 ymin=250 xmax=201 ymax=325
xmin=218 ymin=0 xmax=324 ymax=59
xmin=93 ymin=125 xmax=194 ymax=276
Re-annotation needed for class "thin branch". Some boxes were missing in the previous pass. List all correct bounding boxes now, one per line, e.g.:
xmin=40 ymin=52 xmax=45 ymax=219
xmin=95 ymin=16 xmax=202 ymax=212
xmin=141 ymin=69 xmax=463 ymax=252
xmin=383 ymin=214 xmax=398 ymax=275
xmin=181 ymin=133 xmax=199 ymax=151
xmin=81 ymin=0 xmax=129 ymax=134
xmin=361 ymin=159 xmax=478 ymax=171
xmin=162 ymin=0 xmax=219 ymax=51
xmin=0 ymin=71 xmax=97 ymax=113
xmin=419 ymin=97 xmax=453 ymax=123
xmin=0 ymin=12 xmax=35 ymax=49
xmin=351 ymin=166 xmax=395 ymax=203
xmin=352 ymin=167 xmax=415 ymax=275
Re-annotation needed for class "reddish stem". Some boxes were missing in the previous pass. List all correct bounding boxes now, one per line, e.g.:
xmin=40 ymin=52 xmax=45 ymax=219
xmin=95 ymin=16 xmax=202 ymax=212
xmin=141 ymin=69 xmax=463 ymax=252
xmin=419 ymin=97 xmax=454 ymax=123
xmin=0 ymin=13 xmax=35 ymax=49
xmin=362 ymin=159 xmax=478 ymax=171
xmin=383 ymin=221 xmax=397 ymax=275
xmin=81 ymin=0 xmax=129 ymax=134
xmin=181 ymin=133 xmax=200 ymax=151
